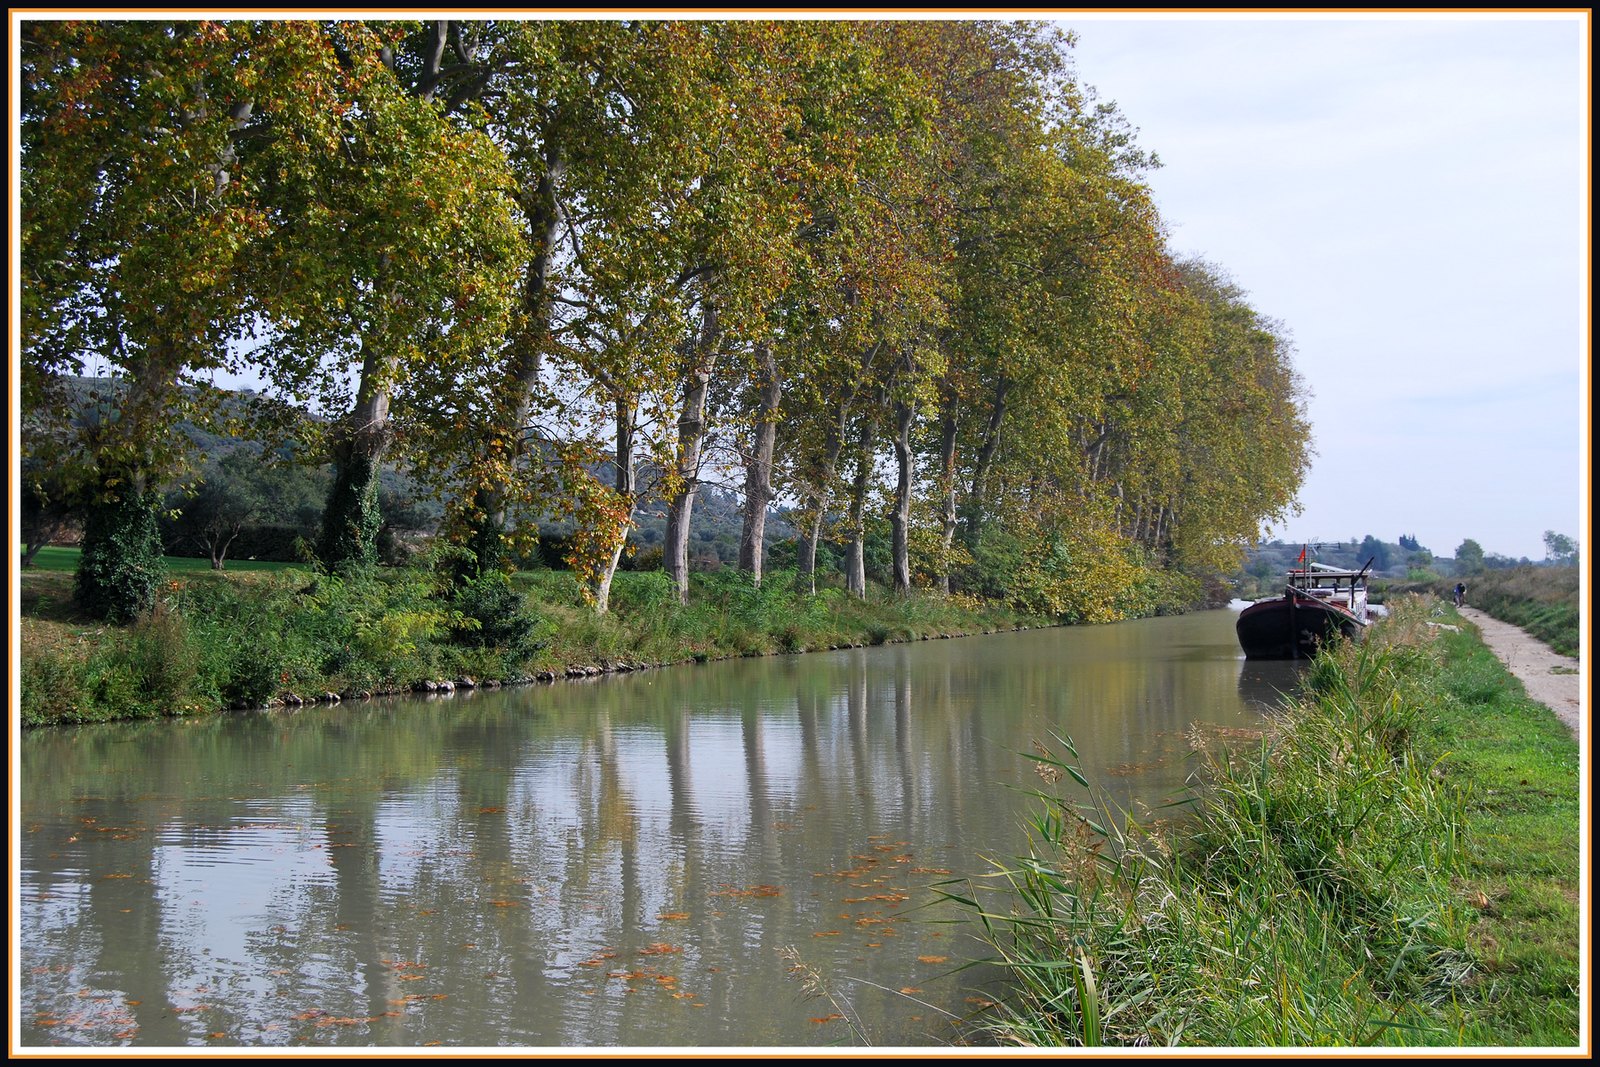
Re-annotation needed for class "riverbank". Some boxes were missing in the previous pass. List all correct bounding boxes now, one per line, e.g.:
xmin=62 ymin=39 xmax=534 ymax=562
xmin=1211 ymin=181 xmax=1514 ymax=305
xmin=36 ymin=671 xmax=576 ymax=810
xmin=1378 ymin=565 xmax=1580 ymax=658
xmin=20 ymin=560 xmax=1072 ymax=728
xmin=966 ymin=595 xmax=1582 ymax=1047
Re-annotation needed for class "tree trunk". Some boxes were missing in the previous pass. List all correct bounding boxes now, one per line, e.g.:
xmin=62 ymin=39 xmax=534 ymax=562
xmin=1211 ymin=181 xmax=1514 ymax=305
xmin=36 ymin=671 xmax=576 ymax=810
xmin=891 ymin=397 xmax=914 ymax=595
xmin=589 ymin=397 xmax=638 ymax=615
xmin=664 ymin=299 xmax=719 ymax=603
xmin=797 ymin=407 xmax=847 ymax=594
xmin=467 ymin=144 xmax=566 ymax=575
xmin=76 ymin=480 xmax=164 ymax=622
xmin=961 ymin=377 xmax=1011 ymax=550
xmin=796 ymin=345 xmax=875 ymax=593
xmin=318 ymin=347 xmax=392 ymax=569
xmin=75 ymin=359 xmax=171 ymax=620
xmin=845 ymin=417 xmax=875 ymax=599
xmin=936 ymin=401 xmax=958 ymax=595
xmin=738 ymin=344 xmax=781 ymax=585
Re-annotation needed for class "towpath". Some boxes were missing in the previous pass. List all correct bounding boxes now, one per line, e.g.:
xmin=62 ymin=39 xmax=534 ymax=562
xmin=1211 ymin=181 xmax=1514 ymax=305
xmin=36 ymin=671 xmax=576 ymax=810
xmin=1458 ymin=607 xmax=1582 ymax=741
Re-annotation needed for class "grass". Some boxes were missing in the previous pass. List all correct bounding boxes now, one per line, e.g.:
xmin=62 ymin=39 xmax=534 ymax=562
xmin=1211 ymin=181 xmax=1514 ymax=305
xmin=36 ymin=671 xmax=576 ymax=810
xmin=1378 ymin=565 xmax=1579 ymax=659
xmin=1452 ymin=566 xmax=1580 ymax=659
xmin=23 ymin=545 xmax=308 ymax=575
xmin=19 ymin=554 xmax=1045 ymax=728
xmin=954 ymin=595 xmax=1581 ymax=1047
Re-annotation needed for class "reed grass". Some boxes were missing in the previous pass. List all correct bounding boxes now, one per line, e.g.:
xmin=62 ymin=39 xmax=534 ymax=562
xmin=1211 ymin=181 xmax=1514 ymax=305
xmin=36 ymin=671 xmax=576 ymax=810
xmin=949 ymin=595 xmax=1572 ymax=1047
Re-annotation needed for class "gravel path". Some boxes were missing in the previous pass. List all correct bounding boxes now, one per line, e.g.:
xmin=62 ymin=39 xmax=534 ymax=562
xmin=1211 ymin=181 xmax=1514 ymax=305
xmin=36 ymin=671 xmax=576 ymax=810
xmin=1458 ymin=607 xmax=1582 ymax=740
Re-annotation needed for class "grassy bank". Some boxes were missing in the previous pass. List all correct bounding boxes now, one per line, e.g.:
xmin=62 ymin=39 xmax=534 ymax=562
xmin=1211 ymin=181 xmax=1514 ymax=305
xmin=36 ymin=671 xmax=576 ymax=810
xmin=959 ymin=596 xmax=1580 ymax=1047
xmin=1451 ymin=566 xmax=1580 ymax=659
xmin=1376 ymin=565 xmax=1580 ymax=658
xmin=20 ymin=550 xmax=1045 ymax=728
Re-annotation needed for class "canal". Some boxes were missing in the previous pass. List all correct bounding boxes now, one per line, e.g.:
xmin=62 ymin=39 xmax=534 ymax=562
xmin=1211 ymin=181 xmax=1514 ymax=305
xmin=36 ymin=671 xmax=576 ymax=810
xmin=18 ymin=609 xmax=1301 ymax=1048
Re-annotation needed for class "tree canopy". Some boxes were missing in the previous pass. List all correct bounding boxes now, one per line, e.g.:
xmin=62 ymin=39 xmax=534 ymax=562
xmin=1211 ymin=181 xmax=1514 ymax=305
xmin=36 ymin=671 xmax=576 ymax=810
xmin=22 ymin=17 xmax=1314 ymax=621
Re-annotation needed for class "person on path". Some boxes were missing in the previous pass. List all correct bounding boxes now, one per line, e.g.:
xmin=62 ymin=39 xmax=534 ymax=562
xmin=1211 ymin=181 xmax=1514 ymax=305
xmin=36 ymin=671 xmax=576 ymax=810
xmin=1454 ymin=582 xmax=1467 ymax=607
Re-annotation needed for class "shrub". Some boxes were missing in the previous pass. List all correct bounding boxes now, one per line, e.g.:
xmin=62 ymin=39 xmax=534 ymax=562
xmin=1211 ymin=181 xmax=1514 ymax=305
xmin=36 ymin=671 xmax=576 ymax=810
xmin=123 ymin=607 xmax=200 ymax=715
xmin=20 ymin=648 xmax=86 ymax=726
xmin=451 ymin=573 xmax=548 ymax=653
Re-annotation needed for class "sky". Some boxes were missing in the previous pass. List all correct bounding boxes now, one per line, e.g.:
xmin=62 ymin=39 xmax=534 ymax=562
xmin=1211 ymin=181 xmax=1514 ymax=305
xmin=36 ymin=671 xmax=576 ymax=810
xmin=1056 ymin=12 xmax=1588 ymax=563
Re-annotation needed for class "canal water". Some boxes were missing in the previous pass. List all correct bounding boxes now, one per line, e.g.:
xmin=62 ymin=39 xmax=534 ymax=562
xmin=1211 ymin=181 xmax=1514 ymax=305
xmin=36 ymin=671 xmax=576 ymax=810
xmin=17 ymin=610 xmax=1301 ymax=1049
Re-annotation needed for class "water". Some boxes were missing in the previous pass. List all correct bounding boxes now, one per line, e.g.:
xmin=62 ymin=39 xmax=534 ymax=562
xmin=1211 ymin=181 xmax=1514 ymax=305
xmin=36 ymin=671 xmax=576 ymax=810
xmin=17 ymin=610 xmax=1301 ymax=1048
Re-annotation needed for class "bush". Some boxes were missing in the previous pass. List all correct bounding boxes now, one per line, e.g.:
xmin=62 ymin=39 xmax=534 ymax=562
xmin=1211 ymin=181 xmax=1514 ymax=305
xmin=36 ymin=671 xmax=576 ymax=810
xmin=123 ymin=607 xmax=200 ymax=715
xmin=451 ymin=573 xmax=548 ymax=653
xmin=20 ymin=648 xmax=86 ymax=726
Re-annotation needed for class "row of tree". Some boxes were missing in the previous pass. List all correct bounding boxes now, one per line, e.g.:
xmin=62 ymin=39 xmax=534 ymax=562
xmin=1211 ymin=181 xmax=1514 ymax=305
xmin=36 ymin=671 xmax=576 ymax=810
xmin=22 ymin=19 xmax=1313 ymax=621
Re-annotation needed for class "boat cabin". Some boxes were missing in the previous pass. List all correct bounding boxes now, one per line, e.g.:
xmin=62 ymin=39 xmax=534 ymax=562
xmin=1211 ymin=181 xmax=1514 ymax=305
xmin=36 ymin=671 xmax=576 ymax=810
xmin=1286 ymin=564 xmax=1369 ymax=622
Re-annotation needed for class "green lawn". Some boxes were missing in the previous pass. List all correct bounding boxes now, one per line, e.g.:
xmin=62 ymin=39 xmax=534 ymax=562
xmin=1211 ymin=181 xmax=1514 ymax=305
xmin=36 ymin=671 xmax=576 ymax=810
xmin=22 ymin=545 xmax=309 ymax=576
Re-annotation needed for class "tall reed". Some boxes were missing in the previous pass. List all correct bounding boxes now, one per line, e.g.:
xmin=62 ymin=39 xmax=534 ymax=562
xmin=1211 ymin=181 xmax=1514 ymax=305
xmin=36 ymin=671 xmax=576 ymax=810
xmin=955 ymin=598 xmax=1476 ymax=1046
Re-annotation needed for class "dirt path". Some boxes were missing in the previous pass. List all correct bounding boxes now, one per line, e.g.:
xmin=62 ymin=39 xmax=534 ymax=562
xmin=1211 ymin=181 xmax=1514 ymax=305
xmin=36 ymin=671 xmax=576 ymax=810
xmin=1457 ymin=607 xmax=1582 ymax=740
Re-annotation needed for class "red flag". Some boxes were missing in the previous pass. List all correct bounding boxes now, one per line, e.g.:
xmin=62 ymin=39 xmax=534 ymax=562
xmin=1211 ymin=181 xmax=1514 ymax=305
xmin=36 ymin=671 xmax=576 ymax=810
xmin=1297 ymin=545 xmax=1307 ymax=564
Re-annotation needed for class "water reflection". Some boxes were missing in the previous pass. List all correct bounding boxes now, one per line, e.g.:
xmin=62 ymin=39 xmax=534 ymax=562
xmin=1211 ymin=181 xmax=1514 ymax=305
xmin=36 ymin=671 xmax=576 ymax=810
xmin=19 ymin=611 xmax=1291 ymax=1048
xmin=1236 ymin=659 xmax=1306 ymax=714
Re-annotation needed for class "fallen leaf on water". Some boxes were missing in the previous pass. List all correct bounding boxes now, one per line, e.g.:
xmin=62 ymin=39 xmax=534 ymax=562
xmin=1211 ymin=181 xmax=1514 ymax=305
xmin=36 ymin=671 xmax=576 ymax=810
xmin=910 ymin=867 xmax=951 ymax=875
xmin=810 ymin=1014 xmax=844 ymax=1024
xmin=637 ymin=943 xmax=681 ymax=956
xmin=490 ymin=900 xmax=520 ymax=908
xmin=900 ymin=987 xmax=923 ymax=995
xmin=478 ymin=807 xmax=503 ymax=813
xmin=657 ymin=912 xmax=691 ymax=921
xmin=812 ymin=930 xmax=841 ymax=938
xmin=917 ymin=955 xmax=949 ymax=964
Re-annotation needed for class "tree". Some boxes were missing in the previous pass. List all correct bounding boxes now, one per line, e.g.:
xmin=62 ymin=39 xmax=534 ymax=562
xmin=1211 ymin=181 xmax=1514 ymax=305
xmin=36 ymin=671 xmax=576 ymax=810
xmin=20 ymin=460 xmax=78 ymax=568
xmin=1454 ymin=538 xmax=1485 ymax=575
xmin=22 ymin=20 xmax=295 ymax=617
xmin=242 ymin=21 xmax=524 ymax=572
xmin=1542 ymin=530 xmax=1578 ymax=566
xmin=1359 ymin=535 xmax=1392 ymax=572
xmin=165 ymin=449 xmax=327 ymax=569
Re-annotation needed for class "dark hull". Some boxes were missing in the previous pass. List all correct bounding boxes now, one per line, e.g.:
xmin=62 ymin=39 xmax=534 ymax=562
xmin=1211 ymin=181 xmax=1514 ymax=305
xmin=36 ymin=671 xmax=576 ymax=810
xmin=1236 ymin=596 xmax=1365 ymax=660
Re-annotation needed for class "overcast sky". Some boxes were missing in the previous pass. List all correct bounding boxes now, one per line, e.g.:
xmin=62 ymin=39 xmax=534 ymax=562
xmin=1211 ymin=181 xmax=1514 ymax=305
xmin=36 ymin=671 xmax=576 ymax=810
xmin=1058 ymin=12 xmax=1587 ymax=562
